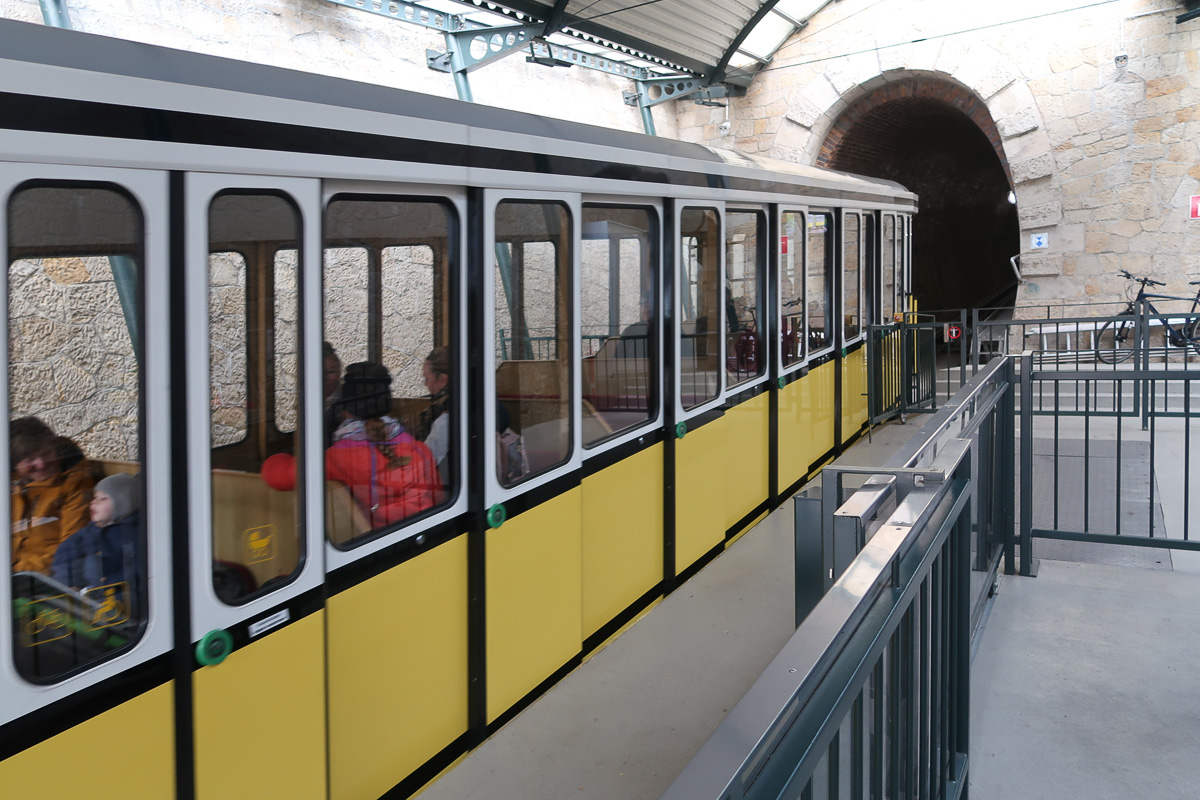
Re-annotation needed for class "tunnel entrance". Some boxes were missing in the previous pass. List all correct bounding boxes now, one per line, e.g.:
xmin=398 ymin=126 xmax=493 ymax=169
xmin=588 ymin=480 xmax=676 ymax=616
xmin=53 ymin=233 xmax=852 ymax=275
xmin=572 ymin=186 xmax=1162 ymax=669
xmin=820 ymin=78 xmax=1019 ymax=315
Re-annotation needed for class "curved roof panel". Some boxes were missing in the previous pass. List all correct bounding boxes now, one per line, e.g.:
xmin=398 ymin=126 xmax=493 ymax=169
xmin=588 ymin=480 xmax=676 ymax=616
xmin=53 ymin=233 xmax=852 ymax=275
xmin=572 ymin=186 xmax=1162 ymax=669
xmin=472 ymin=0 xmax=832 ymax=82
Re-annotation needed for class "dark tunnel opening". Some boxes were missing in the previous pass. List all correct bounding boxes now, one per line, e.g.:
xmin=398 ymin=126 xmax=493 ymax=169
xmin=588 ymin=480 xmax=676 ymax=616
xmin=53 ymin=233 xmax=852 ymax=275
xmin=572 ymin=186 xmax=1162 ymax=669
xmin=824 ymin=91 xmax=1020 ymax=316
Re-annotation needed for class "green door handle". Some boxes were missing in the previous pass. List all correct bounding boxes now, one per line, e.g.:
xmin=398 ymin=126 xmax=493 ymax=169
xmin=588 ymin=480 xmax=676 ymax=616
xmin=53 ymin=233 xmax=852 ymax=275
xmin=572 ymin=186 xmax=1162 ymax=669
xmin=196 ymin=629 xmax=234 ymax=666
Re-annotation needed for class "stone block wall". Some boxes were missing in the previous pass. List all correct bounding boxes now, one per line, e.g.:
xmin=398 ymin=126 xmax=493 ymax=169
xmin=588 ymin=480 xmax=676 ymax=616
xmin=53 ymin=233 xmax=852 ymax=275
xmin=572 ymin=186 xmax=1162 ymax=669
xmin=675 ymin=0 xmax=1200 ymax=311
xmin=9 ymin=257 xmax=139 ymax=462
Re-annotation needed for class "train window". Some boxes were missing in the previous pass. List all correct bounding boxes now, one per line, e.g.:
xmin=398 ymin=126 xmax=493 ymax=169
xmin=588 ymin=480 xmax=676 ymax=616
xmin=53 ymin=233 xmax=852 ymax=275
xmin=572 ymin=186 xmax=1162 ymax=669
xmin=781 ymin=211 xmax=805 ymax=368
xmin=843 ymin=213 xmax=861 ymax=341
xmin=494 ymin=200 xmax=571 ymax=485
xmin=8 ymin=183 xmax=146 ymax=683
xmin=680 ymin=208 xmax=720 ymax=410
xmin=807 ymin=212 xmax=834 ymax=353
xmin=726 ymin=210 xmax=766 ymax=388
xmin=904 ymin=216 xmax=913 ymax=309
xmin=275 ymin=250 xmax=299 ymax=433
xmin=863 ymin=215 xmax=877 ymax=326
xmin=580 ymin=205 xmax=658 ymax=448
xmin=882 ymin=215 xmax=896 ymax=322
xmin=321 ymin=197 xmax=455 ymax=546
xmin=209 ymin=192 xmax=302 ymax=604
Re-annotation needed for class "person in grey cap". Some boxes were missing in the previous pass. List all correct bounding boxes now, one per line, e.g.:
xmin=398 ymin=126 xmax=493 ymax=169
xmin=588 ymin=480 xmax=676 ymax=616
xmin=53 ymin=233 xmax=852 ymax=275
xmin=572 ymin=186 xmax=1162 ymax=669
xmin=51 ymin=472 xmax=145 ymax=602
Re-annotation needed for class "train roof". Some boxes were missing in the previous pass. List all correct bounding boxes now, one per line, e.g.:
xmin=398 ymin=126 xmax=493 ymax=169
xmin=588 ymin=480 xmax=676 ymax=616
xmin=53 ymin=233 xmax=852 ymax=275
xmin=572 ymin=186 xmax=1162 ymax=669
xmin=0 ymin=18 xmax=916 ymax=209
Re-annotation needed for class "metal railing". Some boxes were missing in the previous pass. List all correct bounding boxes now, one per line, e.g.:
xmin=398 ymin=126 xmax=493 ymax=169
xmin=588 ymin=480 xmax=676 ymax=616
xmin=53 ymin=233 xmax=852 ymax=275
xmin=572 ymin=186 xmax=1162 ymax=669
xmin=662 ymin=358 xmax=1015 ymax=800
xmin=867 ymin=317 xmax=972 ymax=425
xmin=970 ymin=301 xmax=1200 ymax=373
xmin=1016 ymin=351 xmax=1200 ymax=576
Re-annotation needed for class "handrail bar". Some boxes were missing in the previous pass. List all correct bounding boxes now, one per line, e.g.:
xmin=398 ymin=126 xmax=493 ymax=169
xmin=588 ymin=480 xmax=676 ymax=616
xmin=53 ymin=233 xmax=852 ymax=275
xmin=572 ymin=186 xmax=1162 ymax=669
xmin=660 ymin=439 xmax=972 ymax=800
xmin=886 ymin=356 xmax=1008 ymax=470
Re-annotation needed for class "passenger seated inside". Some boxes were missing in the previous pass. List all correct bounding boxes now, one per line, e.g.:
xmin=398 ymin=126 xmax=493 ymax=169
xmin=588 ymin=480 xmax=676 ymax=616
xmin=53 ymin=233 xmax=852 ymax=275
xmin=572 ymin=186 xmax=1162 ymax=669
xmin=417 ymin=346 xmax=450 ymax=487
xmin=263 ymin=361 xmax=442 ymax=528
xmin=323 ymin=340 xmax=343 ymax=447
xmin=614 ymin=290 xmax=653 ymax=359
xmin=10 ymin=416 xmax=95 ymax=574
xmin=51 ymin=472 xmax=144 ymax=603
xmin=496 ymin=400 xmax=526 ymax=486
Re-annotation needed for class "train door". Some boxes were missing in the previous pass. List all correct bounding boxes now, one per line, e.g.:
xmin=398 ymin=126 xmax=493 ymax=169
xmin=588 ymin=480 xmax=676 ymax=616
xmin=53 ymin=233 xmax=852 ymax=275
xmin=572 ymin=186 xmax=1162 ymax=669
xmin=577 ymin=200 xmax=664 ymax=646
xmin=840 ymin=209 xmax=868 ymax=444
xmin=183 ymin=173 xmax=327 ymax=799
xmin=0 ymin=164 xmax=173 ymax=794
xmin=882 ymin=214 xmax=899 ymax=323
xmin=319 ymin=184 xmax=470 ymax=800
xmin=721 ymin=208 xmax=770 ymax=535
xmin=672 ymin=201 xmax=726 ymax=574
xmin=481 ymin=189 xmax=584 ymax=724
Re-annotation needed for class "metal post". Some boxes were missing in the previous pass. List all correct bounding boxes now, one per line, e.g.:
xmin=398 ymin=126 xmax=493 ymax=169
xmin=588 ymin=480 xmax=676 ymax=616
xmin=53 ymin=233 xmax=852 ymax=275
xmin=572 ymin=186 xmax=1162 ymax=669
xmin=959 ymin=307 xmax=967 ymax=390
xmin=970 ymin=307 xmax=980 ymax=373
xmin=638 ymin=104 xmax=657 ymax=137
xmin=794 ymin=495 xmax=825 ymax=627
xmin=1019 ymin=351 xmax=1036 ymax=577
xmin=1139 ymin=297 xmax=1150 ymax=429
xmin=446 ymin=33 xmax=475 ymax=102
xmin=900 ymin=318 xmax=911 ymax=416
xmin=39 ymin=0 xmax=70 ymax=28
xmin=1002 ymin=357 xmax=1017 ymax=575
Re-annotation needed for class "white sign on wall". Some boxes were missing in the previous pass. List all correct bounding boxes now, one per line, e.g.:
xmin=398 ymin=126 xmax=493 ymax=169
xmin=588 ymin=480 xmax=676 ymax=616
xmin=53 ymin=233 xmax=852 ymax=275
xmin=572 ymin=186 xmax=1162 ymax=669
xmin=1030 ymin=233 xmax=1049 ymax=249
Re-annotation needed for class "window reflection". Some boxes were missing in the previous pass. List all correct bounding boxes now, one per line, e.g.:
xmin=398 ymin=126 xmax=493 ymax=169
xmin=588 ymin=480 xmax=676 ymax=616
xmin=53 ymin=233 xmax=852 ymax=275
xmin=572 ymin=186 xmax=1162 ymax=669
xmin=494 ymin=201 xmax=571 ymax=485
xmin=209 ymin=192 xmax=301 ymax=604
xmin=781 ymin=211 xmax=806 ymax=367
xmin=580 ymin=205 xmax=658 ymax=446
xmin=725 ymin=210 xmax=765 ymax=387
xmin=8 ymin=183 xmax=145 ymax=683
xmin=808 ymin=212 xmax=834 ymax=353
xmin=319 ymin=198 xmax=455 ymax=546
xmin=680 ymin=208 xmax=720 ymax=409
xmin=844 ymin=213 xmax=861 ymax=341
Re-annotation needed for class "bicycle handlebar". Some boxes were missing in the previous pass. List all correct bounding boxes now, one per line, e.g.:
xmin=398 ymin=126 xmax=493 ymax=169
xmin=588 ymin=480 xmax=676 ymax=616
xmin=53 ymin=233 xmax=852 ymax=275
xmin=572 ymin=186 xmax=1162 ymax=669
xmin=1120 ymin=270 xmax=1165 ymax=287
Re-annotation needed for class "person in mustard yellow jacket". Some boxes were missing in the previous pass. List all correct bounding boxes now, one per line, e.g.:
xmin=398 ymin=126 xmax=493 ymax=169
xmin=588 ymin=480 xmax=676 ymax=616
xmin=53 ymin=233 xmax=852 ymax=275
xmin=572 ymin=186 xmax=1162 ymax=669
xmin=10 ymin=417 xmax=95 ymax=574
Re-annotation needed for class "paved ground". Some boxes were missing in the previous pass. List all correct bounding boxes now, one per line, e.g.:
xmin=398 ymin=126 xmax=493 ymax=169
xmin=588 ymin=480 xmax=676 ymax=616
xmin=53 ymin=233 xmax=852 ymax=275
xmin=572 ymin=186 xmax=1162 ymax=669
xmin=970 ymin=560 xmax=1200 ymax=799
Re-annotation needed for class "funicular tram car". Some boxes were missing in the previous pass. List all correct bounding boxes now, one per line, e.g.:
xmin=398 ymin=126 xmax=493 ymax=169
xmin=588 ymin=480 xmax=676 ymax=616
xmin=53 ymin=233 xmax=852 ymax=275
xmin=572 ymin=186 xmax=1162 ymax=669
xmin=0 ymin=18 xmax=915 ymax=800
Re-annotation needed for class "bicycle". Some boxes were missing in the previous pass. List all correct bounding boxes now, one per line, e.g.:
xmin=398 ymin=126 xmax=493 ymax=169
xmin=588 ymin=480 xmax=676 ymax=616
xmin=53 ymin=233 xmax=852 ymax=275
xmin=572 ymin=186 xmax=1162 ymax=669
xmin=1095 ymin=270 xmax=1200 ymax=363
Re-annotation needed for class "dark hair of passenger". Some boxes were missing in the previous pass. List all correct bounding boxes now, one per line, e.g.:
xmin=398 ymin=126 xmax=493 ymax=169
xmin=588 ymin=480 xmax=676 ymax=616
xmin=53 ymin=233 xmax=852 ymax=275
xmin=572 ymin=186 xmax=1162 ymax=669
xmin=340 ymin=361 xmax=392 ymax=421
xmin=9 ymin=416 xmax=57 ymax=467
xmin=425 ymin=346 xmax=450 ymax=378
xmin=339 ymin=362 xmax=410 ymax=469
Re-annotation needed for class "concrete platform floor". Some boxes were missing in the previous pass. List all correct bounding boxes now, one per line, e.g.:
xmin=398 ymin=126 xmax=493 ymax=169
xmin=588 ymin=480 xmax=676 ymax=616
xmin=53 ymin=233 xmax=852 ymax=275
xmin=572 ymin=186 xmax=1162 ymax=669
xmin=970 ymin=560 xmax=1200 ymax=800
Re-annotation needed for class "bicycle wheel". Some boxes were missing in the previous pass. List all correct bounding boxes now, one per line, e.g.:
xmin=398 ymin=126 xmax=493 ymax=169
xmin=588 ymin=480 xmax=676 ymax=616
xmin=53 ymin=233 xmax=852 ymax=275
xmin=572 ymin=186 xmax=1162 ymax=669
xmin=1095 ymin=317 xmax=1135 ymax=363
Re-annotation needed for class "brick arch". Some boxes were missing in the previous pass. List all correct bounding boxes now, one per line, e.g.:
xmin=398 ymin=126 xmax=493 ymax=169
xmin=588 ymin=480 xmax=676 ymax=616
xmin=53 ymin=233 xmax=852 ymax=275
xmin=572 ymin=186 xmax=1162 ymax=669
xmin=818 ymin=77 xmax=1012 ymax=186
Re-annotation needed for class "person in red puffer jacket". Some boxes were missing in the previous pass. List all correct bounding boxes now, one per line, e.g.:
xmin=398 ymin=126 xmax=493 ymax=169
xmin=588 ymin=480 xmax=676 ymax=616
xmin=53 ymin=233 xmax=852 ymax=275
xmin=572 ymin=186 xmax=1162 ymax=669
xmin=263 ymin=361 xmax=442 ymax=529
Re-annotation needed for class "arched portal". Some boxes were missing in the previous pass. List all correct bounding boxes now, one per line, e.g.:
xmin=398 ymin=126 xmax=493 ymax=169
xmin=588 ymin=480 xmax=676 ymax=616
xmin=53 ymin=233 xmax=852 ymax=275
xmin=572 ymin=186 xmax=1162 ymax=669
xmin=820 ymin=78 xmax=1019 ymax=314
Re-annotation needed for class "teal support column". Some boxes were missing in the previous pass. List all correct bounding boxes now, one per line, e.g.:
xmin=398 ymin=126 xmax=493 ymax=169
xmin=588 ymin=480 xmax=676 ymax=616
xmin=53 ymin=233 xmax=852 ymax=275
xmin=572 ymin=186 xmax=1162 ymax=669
xmin=38 ymin=0 xmax=141 ymax=350
xmin=39 ymin=0 xmax=69 ymax=28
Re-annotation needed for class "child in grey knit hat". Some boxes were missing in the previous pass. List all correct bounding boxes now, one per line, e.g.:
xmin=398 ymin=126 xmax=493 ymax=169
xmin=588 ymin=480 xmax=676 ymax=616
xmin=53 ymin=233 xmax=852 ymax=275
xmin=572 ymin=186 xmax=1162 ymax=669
xmin=50 ymin=472 xmax=144 ymax=595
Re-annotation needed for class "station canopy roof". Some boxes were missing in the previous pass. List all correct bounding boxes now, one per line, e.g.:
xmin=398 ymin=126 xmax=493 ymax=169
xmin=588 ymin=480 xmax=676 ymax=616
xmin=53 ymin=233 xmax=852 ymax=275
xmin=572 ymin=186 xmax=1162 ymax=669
xmin=438 ymin=0 xmax=834 ymax=85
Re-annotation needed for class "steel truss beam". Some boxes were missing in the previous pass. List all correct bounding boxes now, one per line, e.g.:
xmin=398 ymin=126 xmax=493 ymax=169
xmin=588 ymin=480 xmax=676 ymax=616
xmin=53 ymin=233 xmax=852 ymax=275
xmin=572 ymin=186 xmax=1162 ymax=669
xmin=320 ymin=0 xmax=734 ymax=134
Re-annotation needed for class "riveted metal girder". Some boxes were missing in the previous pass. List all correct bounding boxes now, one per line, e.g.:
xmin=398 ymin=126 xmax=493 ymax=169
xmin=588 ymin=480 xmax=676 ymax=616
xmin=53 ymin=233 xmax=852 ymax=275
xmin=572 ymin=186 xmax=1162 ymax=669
xmin=622 ymin=77 xmax=741 ymax=109
xmin=432 ymin=23 xmax=543 ymax=73
xmin=321 ymin=0 xmax=488 ymax=33
xmin=528 ymin=40 xmax=649 ymax=80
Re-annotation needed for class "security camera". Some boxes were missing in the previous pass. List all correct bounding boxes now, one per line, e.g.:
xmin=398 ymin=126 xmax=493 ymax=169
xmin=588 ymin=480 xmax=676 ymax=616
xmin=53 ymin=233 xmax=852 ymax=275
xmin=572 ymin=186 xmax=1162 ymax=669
xmin=718 ymin=121 xmax=731 ymax=136
xmin=1115 ymin=53 xmax=1128 ymax=68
